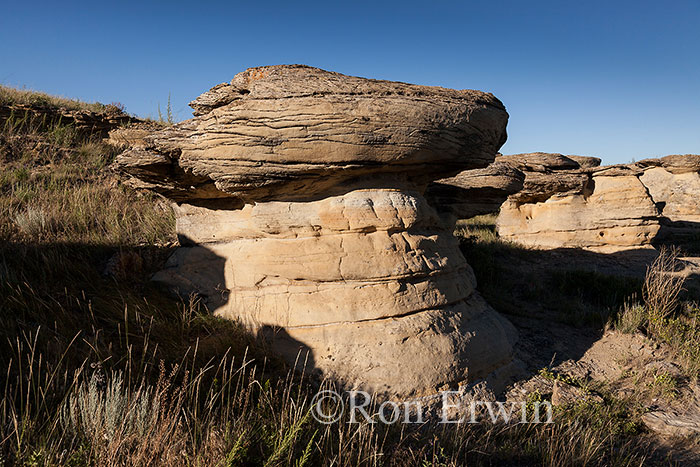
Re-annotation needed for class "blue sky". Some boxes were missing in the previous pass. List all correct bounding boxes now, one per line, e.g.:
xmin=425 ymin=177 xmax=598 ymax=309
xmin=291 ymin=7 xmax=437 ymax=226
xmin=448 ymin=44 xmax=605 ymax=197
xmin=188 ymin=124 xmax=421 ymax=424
xmin=2 ymin=0 xmax=698 ymax=164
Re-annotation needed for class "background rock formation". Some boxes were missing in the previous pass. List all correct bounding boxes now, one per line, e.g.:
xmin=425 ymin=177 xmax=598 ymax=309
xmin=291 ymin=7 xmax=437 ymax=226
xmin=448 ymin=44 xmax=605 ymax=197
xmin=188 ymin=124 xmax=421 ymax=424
xmin=496 ymin=153 xmax=660 ymax=251
xmin=637 ymin=155 xmax=700 ymax=241
xmin=114 ymin=65 xmax=516 ymax=398
xmin=495 ymin=153 xmax=700 ymax=251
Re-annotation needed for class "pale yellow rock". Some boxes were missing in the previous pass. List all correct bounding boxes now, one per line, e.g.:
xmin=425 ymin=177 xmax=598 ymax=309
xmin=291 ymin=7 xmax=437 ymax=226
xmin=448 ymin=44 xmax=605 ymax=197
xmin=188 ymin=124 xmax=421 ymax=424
xmin=274 ymin=294 xmax=517 ymax=397
xmin=154 ymin=188 xmax=516 ymax=397
xmin=494 ymin=153 xmax=667 ymax=251
xmin=498 ymin=175 xmax=660 ymax=251
xmin=640 ymin=167 xmax=700 ymax=223
xmin=108 ymin=126 xmax=153 ymax=149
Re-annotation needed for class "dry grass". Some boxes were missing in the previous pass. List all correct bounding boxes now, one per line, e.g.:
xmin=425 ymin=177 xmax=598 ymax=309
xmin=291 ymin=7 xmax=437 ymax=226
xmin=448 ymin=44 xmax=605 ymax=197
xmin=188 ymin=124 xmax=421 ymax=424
xmin=0 ymin=111 xmax=173 ymax=246
xmin=0 ymin=84 xmax=112 ymax=113
xmin=642 ymin=247 xmax=685 ymax=329
xmin=454 ymin=213 xmax=501 ymax=243
xmin=615 ymin=247 xmax=700 ymax=379
xmin=456 ymin=213 xmax=643 ymax=327
xmin=2 ymin=323 xmax=654 ymax=466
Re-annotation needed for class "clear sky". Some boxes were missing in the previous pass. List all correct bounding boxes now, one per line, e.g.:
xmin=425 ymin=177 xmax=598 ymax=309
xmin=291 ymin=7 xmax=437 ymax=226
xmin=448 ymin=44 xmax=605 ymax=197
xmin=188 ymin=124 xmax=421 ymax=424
xmin=2 ymin=0 xmax=698 ymax=164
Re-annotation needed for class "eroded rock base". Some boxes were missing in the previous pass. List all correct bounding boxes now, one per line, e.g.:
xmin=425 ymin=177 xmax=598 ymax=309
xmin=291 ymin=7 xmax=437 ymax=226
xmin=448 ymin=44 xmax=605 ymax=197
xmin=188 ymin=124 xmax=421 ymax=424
xmin=154 ymin=188 xmax=517 ymax=398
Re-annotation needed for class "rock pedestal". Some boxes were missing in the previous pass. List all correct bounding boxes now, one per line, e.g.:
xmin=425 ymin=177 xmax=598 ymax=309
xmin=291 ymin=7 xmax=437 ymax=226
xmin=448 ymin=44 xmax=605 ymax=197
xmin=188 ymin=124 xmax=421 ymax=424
xmin=158 ymin=189 xmax=515 ymax=396
xmin=114 ymin=65 xmax=516 ymax=398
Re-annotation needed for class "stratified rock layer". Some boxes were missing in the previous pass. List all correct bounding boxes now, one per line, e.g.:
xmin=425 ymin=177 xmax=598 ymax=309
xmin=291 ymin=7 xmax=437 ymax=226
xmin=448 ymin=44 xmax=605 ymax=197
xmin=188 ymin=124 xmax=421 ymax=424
xmin=115 ymin=65 xmax=516 ymax=398
xmin=496 ymin=154 xmax=661 ymax=251
xmin=115 ymin=65 xmax=508 ymax=204
xmin=157 ymin=189 xmax=516 ymax=396
xmin=495 ymin=153 xmax=700 ymax=251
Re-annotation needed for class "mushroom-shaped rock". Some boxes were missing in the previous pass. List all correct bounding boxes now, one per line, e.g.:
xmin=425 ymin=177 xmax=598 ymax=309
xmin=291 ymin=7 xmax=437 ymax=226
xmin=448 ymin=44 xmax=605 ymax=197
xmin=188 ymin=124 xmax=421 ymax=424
xmin=497 ymin=153 xmax=592 ymax=204
xmin=496 ymin=153 xmax=660 ymax=251
xmin=114 ymin=65 xmax=516 ymax=399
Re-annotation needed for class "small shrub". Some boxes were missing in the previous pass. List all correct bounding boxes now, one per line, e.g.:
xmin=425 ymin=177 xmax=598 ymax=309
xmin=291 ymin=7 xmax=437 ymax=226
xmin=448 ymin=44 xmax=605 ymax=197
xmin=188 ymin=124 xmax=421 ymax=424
xmin=13 ymin=207 xmax=49 ymax=237
xmin=615 ymin=251 xmax=700 ymax=378
xmin=643 ymin=246 xmax=684 ymax=330
xmin=157 ymin=93 xmax=175 ymax=125
xmin=652 ymin=304 xmax=700 ymax=379
xmin=615 ymin=302 xmax=647 ymax=334
xmin=61 ymin=368 xmax=187 ymax=464
xmin=646 ymin=371 xmax=678 ymax=399
xmin=105 ymin=102 xmax=126 ymax=114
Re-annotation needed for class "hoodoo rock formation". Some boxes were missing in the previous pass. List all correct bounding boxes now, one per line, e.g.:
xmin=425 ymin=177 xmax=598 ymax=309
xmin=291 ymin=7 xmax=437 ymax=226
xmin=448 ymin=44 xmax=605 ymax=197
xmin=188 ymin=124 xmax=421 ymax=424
xmin=114 ymin=65 xmax=517 ymax=398
xmin=495 ymin=153 xmax=700 ymax=251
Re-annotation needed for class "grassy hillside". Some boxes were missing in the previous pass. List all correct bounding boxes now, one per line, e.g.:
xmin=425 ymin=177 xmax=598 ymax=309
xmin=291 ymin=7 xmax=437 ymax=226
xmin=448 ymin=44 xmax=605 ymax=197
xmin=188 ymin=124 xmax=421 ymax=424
xmin=0 ymin=85 xmax=113 ymax=113
xmin=0 ymin=88 xmax=696 ymax=465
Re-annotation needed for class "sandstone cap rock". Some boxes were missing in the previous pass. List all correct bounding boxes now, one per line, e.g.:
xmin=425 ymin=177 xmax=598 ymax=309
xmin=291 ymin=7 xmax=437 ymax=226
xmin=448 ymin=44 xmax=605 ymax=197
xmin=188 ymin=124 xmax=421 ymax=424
xmin=496 ymin=152 xmax=583 ymax=172
xmin=425 ymin=162 xmax=525 ymax=220
xmin=114 ymin=65 xmax=509 ymax=203
xmin=636 ymin=154 xmax=700 ymax=174
xmin=495 ymin=153 xmax=592 ymax=203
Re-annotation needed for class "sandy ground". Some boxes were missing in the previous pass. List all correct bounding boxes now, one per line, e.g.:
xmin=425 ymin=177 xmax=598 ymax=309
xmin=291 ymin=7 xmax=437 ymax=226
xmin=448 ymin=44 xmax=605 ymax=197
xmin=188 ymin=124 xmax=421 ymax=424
xmin=494 ymin=245 xmax=700 ymax=462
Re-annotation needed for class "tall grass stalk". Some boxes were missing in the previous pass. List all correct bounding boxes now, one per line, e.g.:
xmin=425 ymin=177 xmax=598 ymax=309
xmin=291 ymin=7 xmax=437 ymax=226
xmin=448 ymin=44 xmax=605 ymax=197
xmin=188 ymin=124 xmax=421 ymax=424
xmin=643 ymin=246 xmax=685 ymax=331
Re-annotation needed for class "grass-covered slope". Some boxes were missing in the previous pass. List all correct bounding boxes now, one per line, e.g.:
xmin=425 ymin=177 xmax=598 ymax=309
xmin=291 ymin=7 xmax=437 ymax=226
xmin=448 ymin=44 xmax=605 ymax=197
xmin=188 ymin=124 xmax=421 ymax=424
xmin=0 ymin=85 xmax=113 ymax=113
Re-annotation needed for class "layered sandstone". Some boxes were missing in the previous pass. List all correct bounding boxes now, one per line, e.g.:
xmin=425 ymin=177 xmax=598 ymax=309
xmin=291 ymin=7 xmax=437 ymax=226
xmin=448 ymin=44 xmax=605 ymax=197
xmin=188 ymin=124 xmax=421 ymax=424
xmin=495 ymin=153 xmax=700 ymax=251
xmin=496 ymin=153 xmax=661 ymax=251
xmin=637 ymin=155 xmax=700 ymax=238
xmin=115 ymin=65 xmax=508 ymax=204
xmin=114 ymin=65 xmax=516 ymax=398
xmin=108 ymin=122 xmax=164 ymax=149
